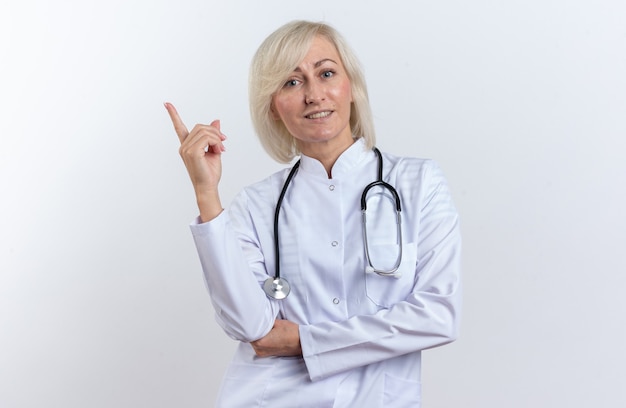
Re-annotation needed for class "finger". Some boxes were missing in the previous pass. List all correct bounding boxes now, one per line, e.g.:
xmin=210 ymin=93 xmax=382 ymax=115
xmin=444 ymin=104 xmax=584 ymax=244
xmin=182 ymin=124 xmax=226 ymax=156
xmin=209 ymin=119 xmax=227 ymax=152
xmin=164 ymin=102 xmax=189 ymax=143
xmin=209 ymin=119 xmax=227 ymax=142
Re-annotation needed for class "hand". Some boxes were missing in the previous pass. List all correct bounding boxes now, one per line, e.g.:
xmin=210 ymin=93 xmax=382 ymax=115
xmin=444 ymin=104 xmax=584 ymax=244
xmin=164 ymin=102 xmax=227 ymax=221
xmin=251 ymin=319 xmax=302 ymax=358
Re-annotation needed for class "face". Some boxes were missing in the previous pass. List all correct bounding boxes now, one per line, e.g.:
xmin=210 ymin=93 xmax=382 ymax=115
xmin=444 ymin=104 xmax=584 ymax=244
xmin=271 ymin=35 xmax=353 ymax=156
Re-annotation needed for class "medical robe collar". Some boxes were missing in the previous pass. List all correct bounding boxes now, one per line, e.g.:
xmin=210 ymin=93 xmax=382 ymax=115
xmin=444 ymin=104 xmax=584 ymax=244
xmin=297 ymin=138 xmax=370 ymax=179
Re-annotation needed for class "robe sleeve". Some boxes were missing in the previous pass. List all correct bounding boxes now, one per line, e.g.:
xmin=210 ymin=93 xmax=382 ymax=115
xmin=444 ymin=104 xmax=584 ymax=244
xmin=189 ymin=190 xmax=280 ymax=342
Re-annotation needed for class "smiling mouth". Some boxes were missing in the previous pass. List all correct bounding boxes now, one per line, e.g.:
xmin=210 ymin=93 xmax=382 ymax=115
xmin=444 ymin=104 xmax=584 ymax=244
xmin=305 ymin=111 xmax=332 ymax=119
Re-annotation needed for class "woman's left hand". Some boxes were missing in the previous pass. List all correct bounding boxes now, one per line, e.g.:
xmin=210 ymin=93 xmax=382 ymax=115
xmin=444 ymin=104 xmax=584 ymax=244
xmin=251 ymin=319 xmax=302 ymax=357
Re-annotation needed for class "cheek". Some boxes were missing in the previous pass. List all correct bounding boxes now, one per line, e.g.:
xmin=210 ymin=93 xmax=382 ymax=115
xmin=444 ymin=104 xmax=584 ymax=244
xmin=270 ymin=95 xmax=281 ymax=120
xmin=272 ymin=95 xmax=296 ymax=121
xmin=331 ymin=80 xmax=353 ymax=104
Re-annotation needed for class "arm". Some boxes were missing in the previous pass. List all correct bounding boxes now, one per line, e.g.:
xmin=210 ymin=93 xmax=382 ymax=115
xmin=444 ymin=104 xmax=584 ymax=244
xmin=190 ymin=211 xmax=280 ymax=341
xmin=166 ymin=103 xmax=278 ymax=341
xmin=298 ymin=160 xmax=461 ymax=381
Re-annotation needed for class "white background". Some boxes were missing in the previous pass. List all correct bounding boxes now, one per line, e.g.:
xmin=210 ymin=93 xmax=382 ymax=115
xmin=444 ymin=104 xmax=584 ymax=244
xmin=1 ymin=0 xmax=625 ymax=407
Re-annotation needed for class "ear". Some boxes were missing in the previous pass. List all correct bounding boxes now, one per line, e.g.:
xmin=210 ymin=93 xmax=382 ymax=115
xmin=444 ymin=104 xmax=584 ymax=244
xmin=269 ymin=103 xmax=281 ymax=121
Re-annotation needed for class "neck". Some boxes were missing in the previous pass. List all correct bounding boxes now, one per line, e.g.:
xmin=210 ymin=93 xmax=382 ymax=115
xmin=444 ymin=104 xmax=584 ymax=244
xmin=299 ymin=138 xmax=355 ymax=178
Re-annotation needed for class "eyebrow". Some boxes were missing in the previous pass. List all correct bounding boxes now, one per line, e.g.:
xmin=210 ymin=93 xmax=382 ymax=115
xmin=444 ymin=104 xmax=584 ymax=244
xmin=293 ymin=58 xmax=338 ymax=72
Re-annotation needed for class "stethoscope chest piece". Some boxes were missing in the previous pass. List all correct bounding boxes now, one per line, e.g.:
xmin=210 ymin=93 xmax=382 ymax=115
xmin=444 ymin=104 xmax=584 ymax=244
xmin=263 ymin=276 xmax=291 ymax=300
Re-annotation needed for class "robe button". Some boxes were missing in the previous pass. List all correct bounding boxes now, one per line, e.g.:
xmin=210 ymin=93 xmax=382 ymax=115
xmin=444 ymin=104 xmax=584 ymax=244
xmin=333 ymin=298 xmax=340 ymax=304
xmin=329 ymin=185 xmax=335 ymax=191
xmin=331 ymin=241 xmax=338 ymax=247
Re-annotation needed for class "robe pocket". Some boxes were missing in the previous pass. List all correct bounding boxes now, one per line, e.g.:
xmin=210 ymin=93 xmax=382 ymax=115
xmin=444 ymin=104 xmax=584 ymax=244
xmin=217 ymin=361 xmax=274 ymax=406
xmin=383 ymin=372 xmax=421 ymax=407
xmin=364 ymin=242 xmax=417 ymax=308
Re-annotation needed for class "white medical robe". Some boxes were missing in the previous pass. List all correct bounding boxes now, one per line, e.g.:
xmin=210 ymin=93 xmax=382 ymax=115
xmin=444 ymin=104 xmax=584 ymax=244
xmin=190 ymin=138 xmax=462 ymax=407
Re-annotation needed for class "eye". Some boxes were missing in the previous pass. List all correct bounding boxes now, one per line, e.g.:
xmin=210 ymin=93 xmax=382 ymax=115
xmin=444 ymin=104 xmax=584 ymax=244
xmin=284 ymin=79 xmax=300 ymax=88
xmin=321 ymin=70 xmax=335 ymax=79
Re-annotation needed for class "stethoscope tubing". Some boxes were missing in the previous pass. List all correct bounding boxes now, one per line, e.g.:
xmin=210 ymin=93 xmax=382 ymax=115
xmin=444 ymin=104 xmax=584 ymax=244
xmin=265 ymin=147 xmax=403 ymax=300
xmin=361 ymin=148 xmax=403 ymax=277
xmin=273 ymin=160 xmax=301 ymax=282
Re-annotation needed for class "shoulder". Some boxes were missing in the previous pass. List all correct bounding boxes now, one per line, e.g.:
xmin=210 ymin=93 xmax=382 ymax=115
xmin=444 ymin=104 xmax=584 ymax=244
xmin=380 ymin=151 xmax=454 ymax=210
xmin=381 ymin=150 xmax=444 ymax=182
xmin=231 ymin=165 xmax=296 ymax=212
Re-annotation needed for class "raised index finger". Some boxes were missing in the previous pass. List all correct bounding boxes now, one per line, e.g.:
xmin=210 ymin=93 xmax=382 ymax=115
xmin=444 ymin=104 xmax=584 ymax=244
xmin=164 ymin=102 xmax=189 ymax=143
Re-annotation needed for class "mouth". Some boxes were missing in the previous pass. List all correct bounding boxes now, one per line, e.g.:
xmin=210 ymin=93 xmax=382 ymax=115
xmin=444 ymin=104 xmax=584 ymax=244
xmin=305 ymin=110 xmax=332 ymax=119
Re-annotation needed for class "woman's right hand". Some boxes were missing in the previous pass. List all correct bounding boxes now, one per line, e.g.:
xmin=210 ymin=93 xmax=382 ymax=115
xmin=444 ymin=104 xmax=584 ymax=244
xmin=165 ymin=102 xmax=227 ymax=222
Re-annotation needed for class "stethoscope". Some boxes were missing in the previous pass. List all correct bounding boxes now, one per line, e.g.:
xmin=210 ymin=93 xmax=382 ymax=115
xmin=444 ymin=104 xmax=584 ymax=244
xmin=263 ymin=147 xmax=403 ymax=300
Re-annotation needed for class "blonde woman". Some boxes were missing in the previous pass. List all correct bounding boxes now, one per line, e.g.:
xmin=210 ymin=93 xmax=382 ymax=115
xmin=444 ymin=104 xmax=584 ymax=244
xmin=165 ymin=20 xmax=461 ymax=407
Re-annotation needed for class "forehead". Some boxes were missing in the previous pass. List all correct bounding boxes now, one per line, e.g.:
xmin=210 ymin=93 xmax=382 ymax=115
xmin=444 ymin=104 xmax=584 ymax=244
xmin=297 ymin=35 xmax=342 ymax=67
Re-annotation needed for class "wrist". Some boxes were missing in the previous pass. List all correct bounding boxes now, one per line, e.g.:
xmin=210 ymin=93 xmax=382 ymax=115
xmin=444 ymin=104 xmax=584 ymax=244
xmin=195 ymin=190 xmax=223 ymax=222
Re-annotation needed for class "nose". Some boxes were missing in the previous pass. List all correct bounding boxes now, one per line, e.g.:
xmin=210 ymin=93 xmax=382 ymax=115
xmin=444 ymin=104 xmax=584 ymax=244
xmin=304 ymin=82 xmax=325 ymax=104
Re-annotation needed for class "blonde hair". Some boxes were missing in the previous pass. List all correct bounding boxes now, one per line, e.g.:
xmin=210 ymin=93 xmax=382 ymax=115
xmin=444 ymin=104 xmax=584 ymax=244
xmin=249 ymin=20 xmax=376 ymax=163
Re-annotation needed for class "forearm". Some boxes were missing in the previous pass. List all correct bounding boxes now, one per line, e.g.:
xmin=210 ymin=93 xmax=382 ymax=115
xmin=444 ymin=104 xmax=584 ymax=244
xmin=300 ymin=286 xmax=461 ymax=381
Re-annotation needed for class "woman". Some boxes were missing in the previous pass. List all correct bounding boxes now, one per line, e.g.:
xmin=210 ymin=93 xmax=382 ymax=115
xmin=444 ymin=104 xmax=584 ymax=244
xmin=165 ymin=20 xmax=461 ymax=407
